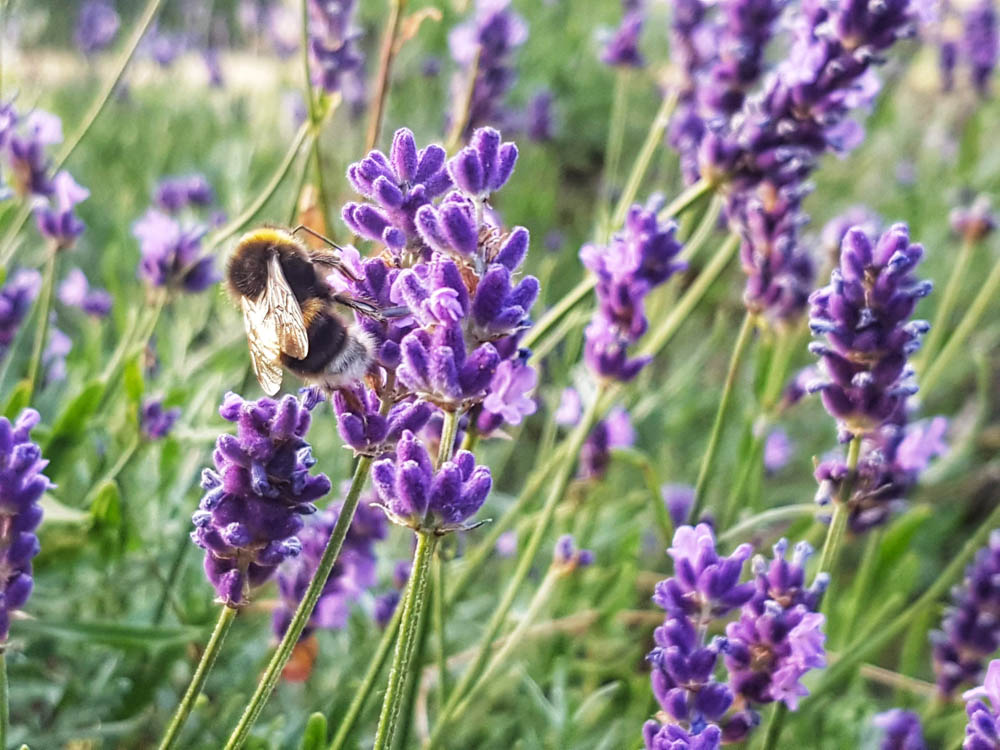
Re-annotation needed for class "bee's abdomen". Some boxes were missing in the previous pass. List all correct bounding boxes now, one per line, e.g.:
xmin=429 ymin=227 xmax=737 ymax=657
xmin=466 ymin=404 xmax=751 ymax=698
xmin=282 ymin=310 xmax=348 ymax=374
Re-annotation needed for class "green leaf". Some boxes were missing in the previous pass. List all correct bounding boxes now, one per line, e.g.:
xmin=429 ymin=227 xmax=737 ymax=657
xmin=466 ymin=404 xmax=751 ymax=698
xmin=43 ymin=380 xmax=106 ymax=464
xmin=39 ymin=493 xmax=90 ymax=524
xmin=14 ymin=618 xmax=205 ymax=648
xmin=3 ymin=379 xmax=31 ymax=419
xmin=90 ymin=480 xmax=122 ymax=526
xmin=298 ymin=712 xmax=328 ymax=750
xmin=875 ymin=504 xmax=932 ymax=577
xmin=123 ymin=354 xmax=144 ymax=408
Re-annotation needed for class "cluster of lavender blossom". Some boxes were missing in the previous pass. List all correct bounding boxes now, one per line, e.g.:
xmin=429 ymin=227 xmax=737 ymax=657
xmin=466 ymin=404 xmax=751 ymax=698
xmin=667 ymin=0 xmax=925 ymax=326
xmin=938 ymin=0 xmax=998 ymax=96
xmin=644 ymin=525 xmax=827 ymax=748
xmin=806 ymin=222 xmax=945 ymax=531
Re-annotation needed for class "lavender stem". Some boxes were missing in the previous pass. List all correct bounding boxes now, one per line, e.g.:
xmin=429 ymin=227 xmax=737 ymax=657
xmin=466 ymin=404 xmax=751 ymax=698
xmin=690 ymin=311 xmax=756 ymax=521
xmin=816 ymin=436 xmax=863 ymax=593
xmin=157 ymin=605 xmax=238 ymax=750
xmin=598 ymin=69 xmax=631 ymax=241
xmin=0 ymin=650 xmax=7 ymax=749
xmin=920 ymin=236 xmax=977 ymax=368
xmin=24 ymin=249 xmax=58 ymax=403
xmin=365 ymin=0 xmax=407 ymax=153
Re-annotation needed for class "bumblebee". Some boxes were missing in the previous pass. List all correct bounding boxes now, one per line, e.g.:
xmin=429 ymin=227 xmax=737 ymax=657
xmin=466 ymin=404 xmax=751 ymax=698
xmin=225 ymin=225 xmax=395 ymax=396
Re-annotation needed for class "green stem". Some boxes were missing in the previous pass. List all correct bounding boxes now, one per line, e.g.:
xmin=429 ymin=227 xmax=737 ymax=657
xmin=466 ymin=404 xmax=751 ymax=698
xmin=426 ymin=395 xmax=603 ymax=748
xmin=690 ymin=311 xmax=756 ymax=521
xmin=223 ymin=455 xmax=375 ymax=750
xmin=327 ymin=603 xmax=403 ymax=750
xmin=720 ymin=430 xmax=764 ymax=529
xmin=436 ymin=411 xmax=460 ymax=469
xmin=841 ymin=528 xmax=882 ymax=645
xmin=373 ymin=530 xmax=438 ymax=750
xmin=432 ymin=553 xmax=448 ymax=711
xmin=25 ymin=250 xmax=58 ymax=402
xmin=158 ymin=605 xmax=238 ymax=750
xmin=920 ymin=237 xmax=976 ymax=368
xmin=718 ymin=504 xmax=818 ymax=547
xmin=520 ymin=277 xmax=595 ymax=350
xmin=84 ymin=433 xmax=140 ymax=506
xmin=0 ymin=650 xmax=8 ymax=750
xmin=678 ymin=194 xmax=722 ymax=263
xmin=207 ymin=122 xmax=313 ymax=250
xmin=153 ymin=530 xmax=190 ymax=625
xmin=816 ymin=500 xmax=1000 ymax=697
xmin=758 ymin=702 xmax=787 ymax=750
xmin=816 ymin=436 xmax=862 ymax=593
xmin=445 ymin=48 xmax=481 ymax=152
xmin=921 ymin=253 xmax=1000 ymax=395
xmin=365 ymin=0 xmax=407 ymax=153
xmin=656 ymin=178 xmax=713 ymax=223
xmin=599 ymin=69 xmax=630 ymax=240
xmin=611 ymin=90 xmax=678 ymax=230
xmin=448 ymin=568 xmax=560 ymax=721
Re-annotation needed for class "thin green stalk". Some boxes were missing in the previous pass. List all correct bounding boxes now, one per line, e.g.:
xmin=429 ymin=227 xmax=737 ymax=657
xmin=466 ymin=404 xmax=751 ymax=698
xmin=0 ymin=0 xmax=167 ymax=267
xmin=436 ymin=410 xmax=460 ymax=469
xmin=449 ymin=568 xmax=560 ymax=720
xmin=816 ymin=501 xmax=1000 ymax=697
xmin=921 ymin=253 xmax=1000 ymax=395
xmin=84 ymin=433 xmax=140 ymax=506
xmin=25 ymin=250 xmax=58 ymax=402
xmin=920 ymin=237 xmax=976 ymax=368
xmin=718 ymin=504 xmax=818 ymax=547
xmin=373 ymin=531 xmax=438 ymax=750
xmin=224 ymin=456 xmax=375 ymax=750
xmin=426 ymin=395 xmax=603 ymax=748
xmin=365 ymin=0 xmax=407 ymax=153
xmin=598 ymin=69 xmax=630 ymax=240
xmin=327 ymin=604 xmax=403 ymax=750
xmin=690 ymin=312 xmax=756 ymax=521
xmin=153 ymin=530 xmax=190 ymax=625
xmin=0 ymin=650 xmax=8 ymax=750
xmin=758 ymin=702 xmax=787 ymax=750
xmin=445 ymin=49 xmax=481 ymax=152
xmin=432 ymin=553 xmax=448 ymax=711
xmin=158 ymin=605 xmax=238 ymax=750
xmin=720 ymin=430 xmax=764 ymax=529
xmin=656 ymin=178 xmax=713 ymax=223
xmin=520 ymin=277 xmax=595 ymax=350
xmin=208 ymin=122 xmax=313 ymax=250
xmin=678 ymin=194 xmax=722 ymax=263
xmin=816 ymin=436 xmax=862 ymax=593
xmin=841 ymin=528 xmax=882 ymax=644
xmin=611 ymin=90 xmax=678 ymax=230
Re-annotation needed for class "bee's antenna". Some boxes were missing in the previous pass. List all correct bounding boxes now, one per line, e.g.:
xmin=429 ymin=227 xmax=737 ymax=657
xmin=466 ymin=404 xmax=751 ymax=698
xmin=290 ymin=224 xmax=345 ymax=251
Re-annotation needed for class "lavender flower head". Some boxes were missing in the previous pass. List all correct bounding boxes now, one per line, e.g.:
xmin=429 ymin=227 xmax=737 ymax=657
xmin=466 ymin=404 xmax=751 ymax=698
xmin=155 ymin=173 xmax=214 ymax=213
xmin=601 ymin=4 xmax=644 ymax=68
xmin=962 ymin=659 xmax=1000 ymax=749
xmin=0 ymin=270 xmax=41 ymax=360
xmin=371 ymin=430 xmax=491 ymax=531
xmin=553 ymin=534 xmax=595 ymax=572
xmin=307 ymin=0 xmax=364 ymax=95
xmin=75 ymin=0 xmax=120 ymax=55
xmin=191 ymin=392 xmax=331 ymax=607
xmin=963 ymin=0 xmax=998 ymax=96
xmin=661 ymin=484 xmax=695 ymax=527
xmin=579 ymin=405 xmax=634 ymax=480
xmin=873 ymin=709 xmax=926 ymax=750
xmin=332 ymin=384 xmax=433 ymax=457
xmin=273 ymin=491 xmax=386 ymax=639
xmin=35 ymin=171 xmax=89 ymax=250
xmin=6 ymin=108 xmax=62 ymax=198
xmin=763 ymin=428 xmax=793 ymax=473
xmin=724 ymin=539 xmax=828 ymax=709
xmin=0 ymin=409 xmax=49 ymax=641
xmin=58 ymin=268 xmax=112 ymax=317
xmin=933 ymin=532 xmax=1000 ymax=698
xmin=141 ymin=397 xmax=180 ymax=441
xmin=808 ymin=224 xmax=931 ymax=441
xmin=448 ymin=0 xmax=528 ymax=137
xmin=581 ymin=199 xmax=685 ymax=382
xmin=951 ymin=196 xmax=996 ymax=243
xmin=133 ymin=208 xmax=218 ymax=293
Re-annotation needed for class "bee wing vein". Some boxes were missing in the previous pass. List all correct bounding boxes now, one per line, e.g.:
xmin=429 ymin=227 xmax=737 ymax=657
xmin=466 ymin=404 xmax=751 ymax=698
xmin=241 ymin=294 xmax=284 ymax=396
xmin=267 ymin=253 xmax=310 ymax=359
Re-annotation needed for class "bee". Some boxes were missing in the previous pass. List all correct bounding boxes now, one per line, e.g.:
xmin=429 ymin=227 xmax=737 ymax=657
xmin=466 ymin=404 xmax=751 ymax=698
xmin=225 ymin=225 xmax=398 ymax=396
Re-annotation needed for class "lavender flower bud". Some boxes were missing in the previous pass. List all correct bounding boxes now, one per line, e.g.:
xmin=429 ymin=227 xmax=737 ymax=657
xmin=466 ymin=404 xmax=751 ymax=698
xmin=951 ymin=196 xmax=997 ymax=243
xmin=371 ymin=430 xmax=491 ymax=531
xmin=133 ymin=208 xmax=218 ymax=293
xmin=661 ymin=484 xmax=695 ymax=527
xmin=963 ymin=0 xmax=998 ymax=96
xmin=601 ymin=6 xmax=644 ymax=68
xmin=75 ymin=0 xmax=121 ymax=55
xmin=57 ymin=268 xmax=111 ymax=317
xmin=0 ymin=270 xmax=41 ymax=361
xmin=962 ymin=659 xmax=1000 ymax=749
xmin=477 ymin=353 xmax=538 ymax=433
xmin=552 ymin=534 xmax=595 ymax=572
xmin=0 ymin=409 xmax=50 ymax=641
xmin=873 ymin=709 xmax=926 ymax=750
xmin=808 ymin=223 xmax=931 ymax=440
xmin=307 ymin=0 xmax=364 ymax=95
xmin=579 ymin=406 xmax=634 ymax=480
xmin=191 ymin=392 xmax=331 ymax=607
xmin=643 ymin=722 xmax=722 ymax=749
xmin=35 ymin=171 xmax=89 ymax=250
xmin=6 ymin=109 xmax=61 ymax=198
xmin=140 ymin=397 xmax=180 ymax=441
xmin=763 ymin=429 xmax=793 ymax=473
xmin=155 ymin=173 xmax=215 ymax=213
xmin=332 ymin=384 xmax=433 ymax=457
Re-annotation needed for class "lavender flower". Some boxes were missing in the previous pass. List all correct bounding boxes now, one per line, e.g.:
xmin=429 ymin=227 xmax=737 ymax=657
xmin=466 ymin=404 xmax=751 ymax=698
xmin=373 ymin=559 xmax=413 ymax=627
xmin=554 ymin=387 xmax=582 ymax=426
xmin=581 ymin=199 xmax=685 ymax=382
xmin=0 ymin=409 xmax=49 ymax=641
xmin=75 ymin=0 xmax=120 ymax=55
xmin=873 ymin=709 xmax=926 ymax=750
xmin=963 ymin=0 xmax=998 ymax=95
xmin=661 ymin=484 xmax=695 ymax=527
xmin=951 ymin=196 xmax=997 ymax=243
xmin=552 ymin=534 xmax=595 ymax=572
xmin=643 ymin=723 xmax=722 ymax=750
xmin=601 ymin=4 xmax=644 ymax=68
xmin=58 ymin=268 xmax=112 ymax=317
xmin=133 ymin=208 xmax=218 ymax=293
xmin=495 ymin=530 xmax=517 ymax=558
xmin=332 ymin=384 xmax=433 ymax=457
xmin=724 ymin=540 xmax=828 ymax=709
xmin=191 ymin=392 xmax=331 ymax=607
xmin=371 ymin=429 xmax=491 ymax=531
xmin=343 ymin=127 xmax=452 ymax=251
xmin=763 ymin=428 xmax=793 ymax=473
xmin=6 ymin=109 xmax=62 ymax=198
xmin=808 ymin=224 xmax=931 ymax=441
xmin=814 ymin=417 xmax=947 ymax=532
xmin=154 ymin=173 xmax=214 ymax=213
xmin=273 ymin=493 xmax=386 ymax=639
xmin=0 ymin=270 xmax=41 ymax=361
xmin=476 ymin=354 xmax=538 ymax=433
xmin=448 ymin=0 xmax=528 ymax=138
xmin=579 ymin=405 xmax=634 ymax=480
xmin=525 ymin=90 xmax=555 ymax=141
xmin=35 ymin=171 xmax=89 ymax=249
xmin=44 ymin=326 xmax=71 ymax=384
xmin=932 ymin=532 xmax=1000 ymax=697
xmin=141 ymin=397 xmax=181 ymax=441
xmin=307 ymin=0 xmax=364 ymax=95
xmin=962 ymin=659 xmax=1000 ymax=749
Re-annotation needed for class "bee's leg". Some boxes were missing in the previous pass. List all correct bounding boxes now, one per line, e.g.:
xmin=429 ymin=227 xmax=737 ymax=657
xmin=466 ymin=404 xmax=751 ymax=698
xmin=331 ymin=293 xmax=386 ymax=321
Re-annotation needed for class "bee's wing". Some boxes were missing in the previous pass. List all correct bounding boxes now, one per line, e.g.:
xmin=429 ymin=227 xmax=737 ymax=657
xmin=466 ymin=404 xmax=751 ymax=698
xmin=241 ymin=294 xmax=284 ymax=396
xmin=267 ymin=253 xmax=310 ymax=360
